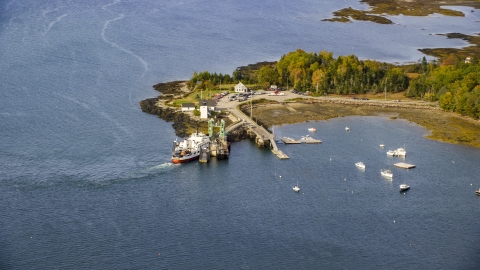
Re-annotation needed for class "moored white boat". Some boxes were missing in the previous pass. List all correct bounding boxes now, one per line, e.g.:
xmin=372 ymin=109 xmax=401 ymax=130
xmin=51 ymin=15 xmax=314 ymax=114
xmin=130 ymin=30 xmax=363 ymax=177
xmin=380 ymin=144 xmax=385 ymax=148
xmin=386 ymin=147 xmax=406 ymax=157
xmin=355 ymin=162 xmax=365 ymax=169
xmin=293 ymin=182 xmax=300 ymax=192
xmin=308 ymin=127 xmax=316 ymax=132
xmin=381 ymin=169 xmax=393 ymax=178
xmin=399 ymin=184 xmax=410 ymax=191
xmin=476 ymin=189 xmax=480 ymax=196
xmin=171 ymin=132 xmax=211 ymax=164
xmin=345 ymin=127 xmax=350 ymax=131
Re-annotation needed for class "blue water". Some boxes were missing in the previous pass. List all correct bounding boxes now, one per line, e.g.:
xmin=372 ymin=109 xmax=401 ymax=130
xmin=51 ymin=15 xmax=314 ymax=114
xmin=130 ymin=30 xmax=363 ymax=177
xmin=1 ymin=0 xmax=479 ymax=269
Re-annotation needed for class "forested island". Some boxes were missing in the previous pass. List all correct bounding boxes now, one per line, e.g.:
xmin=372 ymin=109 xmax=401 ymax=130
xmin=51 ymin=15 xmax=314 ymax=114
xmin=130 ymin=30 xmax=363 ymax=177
xmin=140 ymin=0 xmax=480 ymax=147
xmin=141 ymin=48 xmax=480 ymax=147
xmin=186 ymin=49 xmax=479 ymax=119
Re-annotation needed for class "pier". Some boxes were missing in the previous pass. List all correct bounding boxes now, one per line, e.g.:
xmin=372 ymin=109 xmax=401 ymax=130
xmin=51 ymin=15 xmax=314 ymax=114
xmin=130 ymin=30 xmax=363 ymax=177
xmin=394 ymin=162 xmax=416 ymax=169
xmin=301 ymin=135 xmax=322 ymax=144
xmin=227 ymin=108 xmax=289 ymax=159
xmin=281 ymin=137 xmax=301 ymax=144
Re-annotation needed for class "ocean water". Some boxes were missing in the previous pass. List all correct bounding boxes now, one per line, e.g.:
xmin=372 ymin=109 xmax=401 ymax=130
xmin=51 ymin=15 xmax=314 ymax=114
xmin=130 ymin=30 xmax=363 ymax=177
xmin=0 ymin=0 xmax=479 ymax=269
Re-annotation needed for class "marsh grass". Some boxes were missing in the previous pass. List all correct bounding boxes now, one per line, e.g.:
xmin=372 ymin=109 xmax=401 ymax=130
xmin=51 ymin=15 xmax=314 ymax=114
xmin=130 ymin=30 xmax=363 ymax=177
xmin=323 ymin=0 xmax=472 ymax=24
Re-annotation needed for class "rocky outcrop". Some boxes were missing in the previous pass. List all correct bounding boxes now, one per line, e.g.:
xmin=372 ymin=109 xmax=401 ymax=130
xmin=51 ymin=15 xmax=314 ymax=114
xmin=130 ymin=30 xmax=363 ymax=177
xmin=139 ymin=97 xmax=207 ymax=138
xmin=226 ymin=126 xmax=248 ymax=142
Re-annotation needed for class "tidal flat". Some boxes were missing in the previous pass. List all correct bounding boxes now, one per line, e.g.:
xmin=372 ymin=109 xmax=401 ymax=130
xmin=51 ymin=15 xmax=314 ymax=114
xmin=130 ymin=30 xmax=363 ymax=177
xmin=249 ymin=100 xmax=480 ymax=148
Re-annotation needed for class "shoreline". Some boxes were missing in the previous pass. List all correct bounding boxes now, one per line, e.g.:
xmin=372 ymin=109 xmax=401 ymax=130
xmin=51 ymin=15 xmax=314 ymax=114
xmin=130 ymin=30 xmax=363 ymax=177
xmin=247 ymin=99 xmax=480 ymax=148
xmin=140 ymin=81 xmax=480 ymax=148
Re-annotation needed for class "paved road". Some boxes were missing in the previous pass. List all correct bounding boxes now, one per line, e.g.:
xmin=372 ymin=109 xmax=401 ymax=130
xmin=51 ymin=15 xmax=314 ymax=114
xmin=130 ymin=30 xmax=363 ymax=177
xmin=216 ymin=91 xmax=438 ymax=110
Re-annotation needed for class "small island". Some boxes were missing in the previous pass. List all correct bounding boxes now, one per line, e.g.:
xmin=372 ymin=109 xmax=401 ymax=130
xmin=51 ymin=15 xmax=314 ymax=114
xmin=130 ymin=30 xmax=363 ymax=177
xmin=139 ymin=0 xmax=480 ymax=149
xmin=141 ymin=47 xmax=480 ymax=148
xmin=322 ymin=0 xmax=480 ymax=60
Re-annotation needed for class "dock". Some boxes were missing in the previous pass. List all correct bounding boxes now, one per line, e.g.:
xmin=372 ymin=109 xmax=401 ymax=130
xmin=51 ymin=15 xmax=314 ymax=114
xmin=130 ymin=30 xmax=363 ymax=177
xmin=227 ymin=109 xmax=289 ymax=159
xmin=281 ymin=137 xmax=301 ymax=144
xmin=272 ymin=149 xmax=289 ymax=159
xmin=301 ymin=135 xmax=322 ymax=144
xmin=394 ymin=162 xmax=416 ymax=169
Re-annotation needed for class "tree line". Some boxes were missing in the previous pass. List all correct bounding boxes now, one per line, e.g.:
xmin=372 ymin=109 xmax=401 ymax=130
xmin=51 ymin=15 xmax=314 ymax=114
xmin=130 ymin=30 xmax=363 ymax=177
xmin=188 ymin=49 xmax=479 ymax=119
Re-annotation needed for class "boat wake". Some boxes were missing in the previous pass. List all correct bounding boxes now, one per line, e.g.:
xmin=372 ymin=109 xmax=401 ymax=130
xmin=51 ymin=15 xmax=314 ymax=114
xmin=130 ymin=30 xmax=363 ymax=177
xmin=149 ymin=162 xmax=177 ymax=171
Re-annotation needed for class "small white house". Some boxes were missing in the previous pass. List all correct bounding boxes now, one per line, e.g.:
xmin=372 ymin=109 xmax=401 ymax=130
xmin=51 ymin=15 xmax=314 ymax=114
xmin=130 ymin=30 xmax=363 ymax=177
xmin=270 ymin=85 xmax=278 ymax=90
xmin=234 ymin=82 xmax=248 ymax=93
xmin=181 ymin=103 xmax=195 ymax=111
xmin=199 ymin=99 xmax=216 ymax=119
xmin=465 ymin=57 xmax=471 ymax=64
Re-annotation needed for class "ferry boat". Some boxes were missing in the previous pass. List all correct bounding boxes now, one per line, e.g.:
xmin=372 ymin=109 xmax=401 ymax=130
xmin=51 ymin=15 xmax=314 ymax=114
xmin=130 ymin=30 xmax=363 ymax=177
xmin=171 ymin=132 xmax=211 ymax=164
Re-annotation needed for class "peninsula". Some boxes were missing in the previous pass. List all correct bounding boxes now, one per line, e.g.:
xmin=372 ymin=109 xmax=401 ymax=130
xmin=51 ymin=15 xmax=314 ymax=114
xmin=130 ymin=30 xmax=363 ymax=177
xmin=140 ymin=0 xmax=480 ymax=148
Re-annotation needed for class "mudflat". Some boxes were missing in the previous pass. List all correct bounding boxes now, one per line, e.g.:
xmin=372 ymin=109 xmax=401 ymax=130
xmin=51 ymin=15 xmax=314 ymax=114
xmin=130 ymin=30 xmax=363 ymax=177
xmin=250 ymin=101 xmax=480 ymax=148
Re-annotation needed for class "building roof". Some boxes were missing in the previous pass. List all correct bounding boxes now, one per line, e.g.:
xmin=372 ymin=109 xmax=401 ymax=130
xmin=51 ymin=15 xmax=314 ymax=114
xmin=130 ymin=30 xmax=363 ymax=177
xmin=199 ymin=99 xmax=216 ymax=107
xmin=235 ymin=82 xmax=247 ymax=88
xmin=181 ymin=103 xmax=195 ymax=108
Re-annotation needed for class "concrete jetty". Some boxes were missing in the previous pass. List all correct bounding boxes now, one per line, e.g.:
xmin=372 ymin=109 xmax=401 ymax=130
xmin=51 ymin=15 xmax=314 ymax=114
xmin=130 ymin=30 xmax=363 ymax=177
xmin=227 ymin=108 xmax=289 ymax=159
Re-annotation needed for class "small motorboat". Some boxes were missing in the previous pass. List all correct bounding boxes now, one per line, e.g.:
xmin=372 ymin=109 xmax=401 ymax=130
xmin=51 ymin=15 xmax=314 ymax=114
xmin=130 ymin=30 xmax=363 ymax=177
xmin=345 ymin=127 xmax=350 ymax=131
xmin=476 ymin=189 xmax=480 ymax=196
xmin=308 ymin=128 xmax=316 ymax=132
xmin=399 ymin=184 xmax=410 ymax=191
xmin=293 ymin=182 xmax=300 ymax=192
xmin=381 ymin=169 xmax=393 ymax=178
xmin=380 ymin=144 xmax=385 ymax=148
xmin=386 ymin=150 xmax=395 ymax=156
xmin=355 ymin=162 xmax=365 ymax=170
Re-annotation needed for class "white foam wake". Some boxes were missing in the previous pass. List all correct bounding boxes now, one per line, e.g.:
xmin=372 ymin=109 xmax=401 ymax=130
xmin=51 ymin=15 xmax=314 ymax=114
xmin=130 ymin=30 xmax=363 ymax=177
xmin=101 ymin=4 xmax=149 ymax=77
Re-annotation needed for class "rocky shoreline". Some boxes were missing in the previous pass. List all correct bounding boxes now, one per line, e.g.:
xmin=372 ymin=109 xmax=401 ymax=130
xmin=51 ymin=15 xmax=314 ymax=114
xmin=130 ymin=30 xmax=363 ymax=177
xmin=140 ymin=81 xmax=249 ymax=141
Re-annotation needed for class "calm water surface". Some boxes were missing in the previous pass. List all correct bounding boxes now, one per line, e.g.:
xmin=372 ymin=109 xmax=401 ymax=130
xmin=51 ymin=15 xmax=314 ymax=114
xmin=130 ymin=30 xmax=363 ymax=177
xmin=1 ymin=0 xmax=479 ymax=269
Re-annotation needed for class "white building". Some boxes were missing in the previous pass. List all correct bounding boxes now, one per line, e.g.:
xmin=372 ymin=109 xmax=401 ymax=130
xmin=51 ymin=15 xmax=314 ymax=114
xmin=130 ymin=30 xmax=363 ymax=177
xmin=181 ymin=103 xmax=195 ymax=111
xmin=234 ymin=82 xmax=249 ymax=93
xmin=199 ymin=99 xmax=217 ymax=119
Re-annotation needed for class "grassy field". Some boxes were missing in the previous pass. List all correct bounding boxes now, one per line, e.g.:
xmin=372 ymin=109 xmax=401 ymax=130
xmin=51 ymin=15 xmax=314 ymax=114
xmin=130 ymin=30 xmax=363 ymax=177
xmin=168 ymin=83 xmax=259 ymax=107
